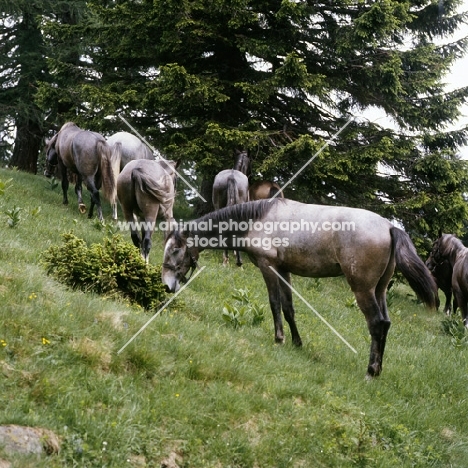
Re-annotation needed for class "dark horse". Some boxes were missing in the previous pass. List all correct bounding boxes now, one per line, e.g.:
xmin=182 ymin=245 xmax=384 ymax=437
xmin=426 ymin=233 xmax=467 ymax=321
xmin=212 ymin=169 xmax=249 ymax=266
xmin=44 ymin=122 xmax=117 ymax=221
xmin=426 ymin=257 xmax=454 ymax=315
xmin=249 ymin=180 xmax=284 ymax=200
xmin=117 ymin=159 xmax=179 ymax=263
xmin=162 ymin=199 xmax=438 ymax=378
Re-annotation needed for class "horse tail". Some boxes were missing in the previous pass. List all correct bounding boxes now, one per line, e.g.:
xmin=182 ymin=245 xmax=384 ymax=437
xmin=97 ymin=140 xmax=116 ymax=203
xmin=390 ymin=227 xmax=439 ymax=309
xmin=131 ymin=167 xmax=174 ymax=215
xmin=227 ymin=176 xmax=238 ymax=206
xmin=110 ymin=141 xmax=122 ymax=174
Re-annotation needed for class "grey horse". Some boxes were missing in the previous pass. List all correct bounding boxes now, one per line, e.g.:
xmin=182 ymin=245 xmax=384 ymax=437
xmin=161 ymin=199 xmax=439 ymax=378
xmin=117 ymin=159 xmax=179 ymax=263
xmin=212 ymin=169 xmax=249 ymax=266
xmin=44 ymin=122 xmax=117 ymax=221
xmin=107 ymin=131 xmax=154 ymax=219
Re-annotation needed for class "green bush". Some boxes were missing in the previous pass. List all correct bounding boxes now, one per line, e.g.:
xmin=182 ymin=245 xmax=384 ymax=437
xmin=41 ymin=232 xmax=167 ymax=310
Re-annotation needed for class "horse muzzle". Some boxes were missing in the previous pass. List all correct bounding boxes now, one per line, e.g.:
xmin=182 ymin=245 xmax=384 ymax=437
xmin=162 ymin=275 xmax=180 ymax=293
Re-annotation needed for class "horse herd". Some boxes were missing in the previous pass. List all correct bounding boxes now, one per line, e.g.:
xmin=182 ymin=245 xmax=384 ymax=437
xmin=45 ymin=122 xmax=466 ymax=379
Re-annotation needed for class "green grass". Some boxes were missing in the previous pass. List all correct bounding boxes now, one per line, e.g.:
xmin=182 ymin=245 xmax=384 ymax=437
xmin=1 ymin=167 xmax=468 ymax=467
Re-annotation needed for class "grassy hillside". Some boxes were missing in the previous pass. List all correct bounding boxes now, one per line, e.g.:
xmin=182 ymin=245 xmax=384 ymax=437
xmin=1 ymin=167 xmax=468 ymax=467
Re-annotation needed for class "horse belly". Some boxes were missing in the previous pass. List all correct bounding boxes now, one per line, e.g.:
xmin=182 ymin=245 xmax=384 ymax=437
xmin=281 ymin=247 xmax=344 ymax=277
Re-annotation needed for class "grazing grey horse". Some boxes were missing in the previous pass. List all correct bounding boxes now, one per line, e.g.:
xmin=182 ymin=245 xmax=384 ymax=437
xmin=249 ymin=180 xmax=284 ymax=200
xmin=117 ymin=159 xmax=178 ymax=263
xmin=44 ymin=122 xmax=117 ymax=221
xmin=107 ymin=131 xmax=154 ymax=219
xmin=161 ymin=199 xmax=439 ymax=378
xmin=426 ymin=233 xmax=468 ymax=322
xmin=212 ymin=169 xmax=249 ymax=266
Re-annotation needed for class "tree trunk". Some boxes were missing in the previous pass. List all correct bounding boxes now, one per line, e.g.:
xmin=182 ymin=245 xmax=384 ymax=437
xmin=193 ymin=177 xmax=214 ymax=216
xmin=10 ymin=117 xmax=43 ymax=174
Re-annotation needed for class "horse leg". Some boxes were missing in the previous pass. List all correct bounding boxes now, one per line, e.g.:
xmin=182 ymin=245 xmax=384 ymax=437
xmin=441 ymin=285 xmax=453 ymax=315
xmin=235 ymin=250 xmax=243 ymax=267
xmin=59 ymin=163 xmax=69 ymax=205
xmin=277 ymin=269 xmax=302 ymax=346
xmin=131 ymin=217 xmax=142 ymax=252
xmin=223 ymin=249 xmax=229 ymax=266
xmin=141 ymin=208 xmax=158 ymax=264
xmin=75 ymin=175 xmax=86 ymax=214
xmin=259 ymin=263 xmax=285 ymax=344
xmin=84 ymin=178 xmax=103 ymax=221
xmin=374 ymin=275 xmax=393 ymax=366
xmin=354 ymin=289 xmax=390 ymax=378
xmin=452 ymin=285 xmax=467 ymax=327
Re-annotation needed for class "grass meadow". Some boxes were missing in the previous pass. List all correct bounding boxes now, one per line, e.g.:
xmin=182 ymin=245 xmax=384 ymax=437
xmin=1 ymin=166 xmax=468 ymax=467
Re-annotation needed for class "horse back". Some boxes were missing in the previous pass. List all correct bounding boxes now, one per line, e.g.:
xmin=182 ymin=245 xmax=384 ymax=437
xmin=107 ymin=132 xmax=153 ymax=170
xmin=250 ymin=200 xmax=393 ymax=279
xmin=117 ymin=159 xmax=176 ymax=219
xmin=213 ymin=169 xmax=249 ymax=209
xmin=249 ymin=180 xmax=283 ymax=200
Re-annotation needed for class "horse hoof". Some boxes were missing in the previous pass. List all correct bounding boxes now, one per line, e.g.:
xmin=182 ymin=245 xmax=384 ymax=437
xmin=79 ymin=204 xmax=87 ymax=214
xmin=366 ymin=364 xmax=381 ymax=378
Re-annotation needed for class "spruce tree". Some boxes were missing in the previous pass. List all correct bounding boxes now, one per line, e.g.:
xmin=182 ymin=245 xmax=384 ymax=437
xmin=38 ymin=0 xmax=468 ymax=245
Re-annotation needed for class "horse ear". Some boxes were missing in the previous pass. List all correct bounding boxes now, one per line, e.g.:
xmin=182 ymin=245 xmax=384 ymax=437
xmin=46 ymin=132 xmax=59 ymax=150
xmin=438 ymin=229 xmax=443 ymax=238
xmin=174 ymin=158 xmax=181 ymax=170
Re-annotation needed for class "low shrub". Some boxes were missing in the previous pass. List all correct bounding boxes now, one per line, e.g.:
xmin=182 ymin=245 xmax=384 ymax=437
xmin=41 ymin=232 xmax=167 ymax=310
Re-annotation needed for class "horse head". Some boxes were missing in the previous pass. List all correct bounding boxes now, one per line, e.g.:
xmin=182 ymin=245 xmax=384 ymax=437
xmin=426 ymin=233 xmax=460 ymax=271
xmin=162 ymin=229 xmax=198 ymax=293
xmin=44 ymin=144 xmax=58 ymax=178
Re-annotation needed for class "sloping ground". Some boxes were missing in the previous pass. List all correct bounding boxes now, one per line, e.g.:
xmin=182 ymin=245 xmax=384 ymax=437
xmin=1 ymin=167 xmax=468 ymax=467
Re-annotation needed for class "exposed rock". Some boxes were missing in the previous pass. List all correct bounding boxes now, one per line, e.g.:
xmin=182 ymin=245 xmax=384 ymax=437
xmin=161 ymin=450 xmax=182 ymax=468
xmin=0 ymin=425 xmax=60 ymax=456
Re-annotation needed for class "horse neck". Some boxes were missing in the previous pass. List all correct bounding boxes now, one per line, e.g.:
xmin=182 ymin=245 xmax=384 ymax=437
xmin=233 ymin=152 xmax=250 ymax=175
xmin=183 ymin=206 xmax=251 ymax=250
xmin=184 ymin=217 xmax=224 ymax=242
xmin=445 ymin=236 xmax=467 ymax=265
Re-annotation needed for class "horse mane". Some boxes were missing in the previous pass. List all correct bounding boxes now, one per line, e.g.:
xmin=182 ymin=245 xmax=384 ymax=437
xmin=440 ymin=234 xmax=466 ymax=258
xmin=432 ymin=233 xmax=468 ymax=267
xmin=199 ymin=198 xmax=279 ymax=225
